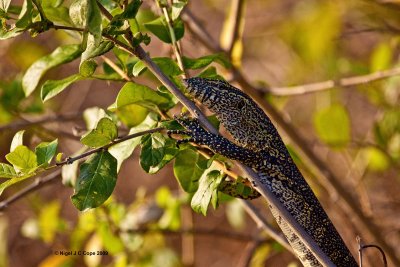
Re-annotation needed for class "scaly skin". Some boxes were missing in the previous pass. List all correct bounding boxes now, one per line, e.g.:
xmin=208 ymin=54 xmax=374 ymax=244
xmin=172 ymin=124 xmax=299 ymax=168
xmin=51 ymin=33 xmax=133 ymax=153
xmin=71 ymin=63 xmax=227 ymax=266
xmin=175 ymin=78 xmax=358 ymax=267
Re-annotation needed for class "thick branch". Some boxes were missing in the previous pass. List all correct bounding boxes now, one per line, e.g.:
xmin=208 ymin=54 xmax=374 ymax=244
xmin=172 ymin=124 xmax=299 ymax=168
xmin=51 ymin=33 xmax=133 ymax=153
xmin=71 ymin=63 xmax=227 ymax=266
xmin=0 ymin=170 xmax=61 ymax=211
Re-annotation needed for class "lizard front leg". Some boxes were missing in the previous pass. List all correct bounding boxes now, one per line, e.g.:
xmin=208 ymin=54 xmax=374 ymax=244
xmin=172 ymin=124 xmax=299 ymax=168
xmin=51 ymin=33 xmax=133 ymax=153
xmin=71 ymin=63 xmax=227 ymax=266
xmin=168 ymin=115 xmax=279 ymax=168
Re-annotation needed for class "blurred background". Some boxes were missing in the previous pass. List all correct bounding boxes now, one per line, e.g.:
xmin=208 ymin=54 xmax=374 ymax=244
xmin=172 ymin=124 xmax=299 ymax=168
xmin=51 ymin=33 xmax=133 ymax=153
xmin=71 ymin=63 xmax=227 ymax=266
xmin=0 ymin=0 xmax=400 ymax=266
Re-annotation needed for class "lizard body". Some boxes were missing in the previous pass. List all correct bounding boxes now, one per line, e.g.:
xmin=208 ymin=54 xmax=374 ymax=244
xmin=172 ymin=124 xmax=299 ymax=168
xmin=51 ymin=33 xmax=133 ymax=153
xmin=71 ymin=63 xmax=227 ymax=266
xmin=174 ymin=78 xmax=358 ymax=267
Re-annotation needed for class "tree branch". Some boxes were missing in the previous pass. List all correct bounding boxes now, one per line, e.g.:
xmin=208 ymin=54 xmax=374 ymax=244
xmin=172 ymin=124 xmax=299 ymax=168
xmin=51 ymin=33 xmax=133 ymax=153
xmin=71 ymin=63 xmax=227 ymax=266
xmin=0 ymin=113 xmax=82 ymax=132
xmin=268 ymin=67 xmax=400 ymax=96
xmin=0 ymin=170 xmax=61 ymax=211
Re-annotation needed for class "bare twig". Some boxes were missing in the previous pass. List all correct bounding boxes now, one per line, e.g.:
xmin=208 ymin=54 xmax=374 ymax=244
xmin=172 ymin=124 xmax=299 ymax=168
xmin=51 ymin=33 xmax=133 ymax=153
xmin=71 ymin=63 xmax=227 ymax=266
xmin=182 ymin=9 xmax=400 ymax=266
xmin=101 ymin=55 xmax=133 ymax=81
xmin=268 ymin=67 xmax=400 ymax=96
xmin=56 ymin=127 xmax=164 ymax=166
xmin=240 ymin=199 xmax=292 ymax=252
xmin=0 ymin=113 xmax=82 ymax=132
xmin=0 ymin=169 xmax=61 ymax=211
xmin=159 ymin=4 xmax=187 ymax=78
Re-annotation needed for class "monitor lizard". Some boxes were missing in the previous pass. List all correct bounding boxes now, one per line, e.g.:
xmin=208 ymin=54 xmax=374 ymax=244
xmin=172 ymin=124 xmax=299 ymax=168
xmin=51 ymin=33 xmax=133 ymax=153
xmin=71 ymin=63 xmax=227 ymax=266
xmin=169 ymin=77 xmax=358 ymax=267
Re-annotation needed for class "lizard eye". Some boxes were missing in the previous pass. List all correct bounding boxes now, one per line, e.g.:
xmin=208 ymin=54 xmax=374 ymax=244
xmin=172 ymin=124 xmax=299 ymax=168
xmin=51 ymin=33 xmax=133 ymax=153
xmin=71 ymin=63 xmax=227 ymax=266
xmin=236 ymin=99 xmax=246 ymax=109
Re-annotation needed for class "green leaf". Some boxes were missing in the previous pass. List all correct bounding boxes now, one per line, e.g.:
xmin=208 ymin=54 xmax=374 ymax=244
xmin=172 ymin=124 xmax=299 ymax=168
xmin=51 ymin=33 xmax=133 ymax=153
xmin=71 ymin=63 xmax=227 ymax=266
xmin=10 ymin=130 xmax=25 ymax=152
xmin=362 ymin=147 xmax=390 ymax=172
xmin=132 ymin=57 xmax=183 ymax=77
xmin=15 ymin=0 xmax=33 ymax=29
xmin=79 ymin=34 xmax=114 ymax=74
xmin=22 ymin=44 xmax=82 ymax=97
xmin=173 ymin=149 xmax=207 ymax=193
xmin=0 ymin=0 xmax=11 ymax=12
xmin=0 ymin=163 xmax=17 ymax=178
xmin=38 ymin=201 xmax=61 ymax=243
xmin=198 ymin=66 xmax=225 ymax=80
xmin=69 ymin=0 xmax=102 ymax=44
xmin=144 ymin=16 xmax=184 ymax=43
xmin=171 ymin=0 xmax=187 ymax=21
xmin=97 ymin=222 xmax=124 ymax=254
xmin=148 ymin=138 xmax=179 ymax=174
xmin=83 ymin=107 xmax=109 ymax=129
xmin=191 ymin=170 xmax=224 ymax=216
xmin=0 ymin=174 xmax=33 ymax=195
xmin=116 ymin=82 xmax=171 ymax=112
xmin=370 ymin=42 xmax=392 ymax=72
xmin=71 ymin=151 xmax=118 ymax=211
xmin=5 ymin=145 xmax=38 ymax=173
xmin=112 ymin=0 xmax=141 ymax=20
xmin=139 ymin=133 xmax=165 ymax=173
xmin=81 ymin=117 xmax=118 ymax=148
xmin=182 ymin=54 xmax=230 ymax=70
xmin=313 ymin=104 xmax=351 ymax=148
xmin=35 ymin=139 xmax=58 ymax=166
xmin=42 ymin=5 xmax=72 ymax=25
xmin=109 ymin=114 xmax=158 ymax=171
xmin=41 ymin=74 xmax=83 ymax=102
xmin=79 ymin=59 xmax=97 ymax=77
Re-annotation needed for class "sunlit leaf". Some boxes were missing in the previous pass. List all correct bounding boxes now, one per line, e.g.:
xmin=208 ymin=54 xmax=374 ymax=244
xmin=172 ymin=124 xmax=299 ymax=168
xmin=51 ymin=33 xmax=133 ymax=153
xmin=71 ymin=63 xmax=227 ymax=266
xmin=22 ymin=44 xmax=82 ymax=96
xmin=116 ymin=82 xmax=171 ymax=112
xmin=10 ymin=130 xmax=25 ymax=152
xmin=35 ymin=139 xmax=58 ymax=166
xmin=97 ymin=222 xmax=124 ymax=254
xmin=182 ymin=53 xmax=230 ymax=70
xmin=80 ymin=59 xmax=97 ymax=77
xmin=41 ymin=74 xmax=83 ymax=102
xmin=132 ymin=57 xmax=183 ymax=77
xmin=171 ymin=0 xmax=187 ymax=21
xmin=191 ymin=170 xmax=224 ymax=216
xmin=81 ymin=117 xmax=118 ymax=148
xmin=69 ymin=0 xmax=102 ymax=44
xmin=362 ymin=147 xmax=390 ymax=172
xmin=5 ymin=145 xmax=37 ymax=173
xmin=109 ymin=114 xmax=158 ymax=171
xmin=144 ymin=16 xmax=184 ymax=43
xmin=0 ymin=0 xmax=11 ymax=12
xmin=313 ymin=104 xmax=351 ymax=148
xmin=370 ymin=42 xmax=392 ymax=72
xmin=0 ymin=163 xmax=17 ymax=178
xmin=71 ymin=151 xmax=118 ymax=211
xmin=38 ymin=201 xmax=61 ymax=243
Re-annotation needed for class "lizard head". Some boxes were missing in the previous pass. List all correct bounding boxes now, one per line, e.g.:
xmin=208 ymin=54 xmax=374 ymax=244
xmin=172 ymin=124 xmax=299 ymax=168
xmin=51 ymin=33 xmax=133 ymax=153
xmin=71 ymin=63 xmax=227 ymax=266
xmin=184 ymin=77 xmax=280 ymax=151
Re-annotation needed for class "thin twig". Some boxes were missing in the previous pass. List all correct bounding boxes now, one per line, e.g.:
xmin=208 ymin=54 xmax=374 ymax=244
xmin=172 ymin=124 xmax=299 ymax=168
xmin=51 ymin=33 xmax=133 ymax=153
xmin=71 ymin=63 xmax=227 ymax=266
xmin=182 ymin=10 xmax=400 ymax=266
xmin=240 ymin=199 xmax=292 ymax=252
xmin=0 ymin=113 xmax=82 ymax=132
xmin=0 ymin=169 xmax=61 ymax=211
xmin=268 ymin=67 xmax=400 ymax=96
xmin=158 ymin=3 xmax=187 ymax=78
xmin=101 ymin=55 xmax=133 ymax=81
xmin=56 ymin=127 xmax=164 ymax=166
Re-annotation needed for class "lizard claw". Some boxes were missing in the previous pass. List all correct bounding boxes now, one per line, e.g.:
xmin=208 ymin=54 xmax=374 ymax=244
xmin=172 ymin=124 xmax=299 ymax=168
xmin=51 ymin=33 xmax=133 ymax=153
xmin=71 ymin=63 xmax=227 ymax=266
xmin=170 ymin=114 xmax=210 ymax=147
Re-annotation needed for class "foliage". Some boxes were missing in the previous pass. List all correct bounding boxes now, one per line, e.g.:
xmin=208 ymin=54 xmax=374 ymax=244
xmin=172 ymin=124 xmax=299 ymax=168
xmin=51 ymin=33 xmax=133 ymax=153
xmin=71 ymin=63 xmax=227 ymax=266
xmin=0 ymin=0 xmax=399 ymax=266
